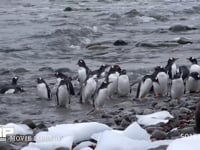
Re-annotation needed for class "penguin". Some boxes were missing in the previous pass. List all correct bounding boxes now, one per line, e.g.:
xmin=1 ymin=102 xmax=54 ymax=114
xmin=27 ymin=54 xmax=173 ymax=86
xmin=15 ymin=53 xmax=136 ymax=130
xmin=152 ymin=66 xmax=169 ymax=97
xmin=77 ymin=59 xmax=91 ymax=84
xmin=81 ymin=75 xmax=97 ymax=105
xmin=117 ymin=69 xmax=130 ymax=97
xmin=136 ymin=74 xmax=158 ymax=100
xmin=56 ymin=79 xmax=70 ymax=108
xmin=36 ymin=77 xmax=51 ymax=100
xmin=91 ymin=64 xmax=110 ymax=78
xmin=106 ymin=65 xmax=121 ymax=99
xmin=165 ymin=57 xmax=178 ymax=80
xmin=0 ymin=76 xmax=24 ymax=94
xmin=178 ymin=65 xmax=190 ymax=81
xmin=94 ymin=80 xmax=110 ymax=111
xmin=187 ymin=57 xmax=200 ymax=74
xmin=171 ymin=71 xmax=184 ymax=103
xmin=186 ymin=72 xmax=200 ymax=93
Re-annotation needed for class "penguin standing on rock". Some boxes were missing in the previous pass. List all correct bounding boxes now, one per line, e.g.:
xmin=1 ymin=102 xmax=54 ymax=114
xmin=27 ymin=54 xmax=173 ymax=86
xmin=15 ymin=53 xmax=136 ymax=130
xmin=136 ymin=74 xmax=158 ymax=100
xmin=187 ymin=57 xmax=200 ymax=74
xmin=152 ymin=66 xmax=169 ymax=97
xmin=117 ymin=69 xmax=130 ymax=97
xmin=36 ymin=77 xmax=51 ymax=100
xmin=56 ymin=79 xmax=70 ymax=108
xmin=171 ymin=72 xmax=184 ymax=103
xmin=165 ymin=57 xmax=178 ymax=80
xmin=77 ymin=59 xmax=91 ymax=84
xmin=186 ymin=72 xmax=200 ymax=93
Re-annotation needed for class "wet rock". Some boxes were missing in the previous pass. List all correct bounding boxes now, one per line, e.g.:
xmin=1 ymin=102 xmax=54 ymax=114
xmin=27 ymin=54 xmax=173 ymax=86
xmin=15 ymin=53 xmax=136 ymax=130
xmin=195 ymin=102 xmax=200 ymax=133
xmin=168 ymin=129 xmax=181 ymax=138
xmin=101 ymin=114 xmax=112 ymax=119
xmin=37 ymin=122 xmax=48 ymax=130
xmin=39 ymin=67 xmax=54 ymax=72
xmin=169 ymin=25 xmax=197 ymax=32
xmin=180 ymin=107 xmax=192 ymax=114
xmin=0 ymin=142 xmax=14 ymax=150
xmin=113 ymin=40 xmax=128 ymax=46
xmin=120 ymin=118 xmax=130 ymax=128
xmin=22 ymin=119 xmax=36 ymax=129
xmin=135 ymin=42 xmax=178 ymax=48
xmin=13 ymin=68 xmax=29 ymax=73
xmin=114 ymin=116 xmax=122 ymax=125
xmin=64 ymin=7 xmax=72 ymax=11
xmin=148 ymin=145 xmax=168 ymax=150
xmin=146 ymin=126 xmax=164 ymax=134
xmin=175 ymin=37 xmax=192 ymax=44
xmin=179 ymin=127 xmax=194 ymax=135
xmin=151 ymin=130 xmax=167 ymax=140
xmin=55 ymin=147 xmax=70 ymax=150
xmin=124 ymin=9 xmax=142 ymax=17
xmin=143 ymin=109 xmax=153 ymax=115
xmin=55 ymin=68 xmax=71 ymax=73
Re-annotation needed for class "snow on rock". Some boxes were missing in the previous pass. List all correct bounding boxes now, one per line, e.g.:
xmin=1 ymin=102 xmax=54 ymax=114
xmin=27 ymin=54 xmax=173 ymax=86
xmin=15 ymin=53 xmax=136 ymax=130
xmin=21 ymin=147 xmax=40 ymax=150
xmin=95 ymin=130 xmax=150 ymax=150
xmin=167 ymin=134 xmax=200 ymax=150
xmin=80 ymin=148 xmax=93 ymax=150
xmin=136 ymin=111 xmax=174 ymax=126
xmin=3 ymin=123 xmax=33 ymax=135
xmin=73 ymin=141 xmax=96 ymax=150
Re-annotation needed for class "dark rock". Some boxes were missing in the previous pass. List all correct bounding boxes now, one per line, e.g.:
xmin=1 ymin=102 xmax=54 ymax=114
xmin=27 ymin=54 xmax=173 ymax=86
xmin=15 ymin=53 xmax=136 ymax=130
xmin=0 ymin=142 xmax=15 ymax=150
xmin=55 ymin=68 xmax=71 ymax=73
xmin=124 ymin=9 xmax=142 ymax=17
xmin=114 ymin=116 xmax=122 ymax=125
xmin=135 ymin=42 xmax=178 ymax=48
xmin=180 ymin=107 xmax=192 ymax=114
xmin=168 ymin=129 xmax=181 ymax=138
xmin=55 ymin=147 xmax=70 ymax=150
xmin=169 ymin=25 xmax=197 ymax=32
xmin=179 ymin=127 xmax=194 ymax=135
xmin=38 ymin=67 xmax=54 ymax=72
xmin=120 ymin=118 xmax=130 ymax=128
xmin=37 ymin=122 xmax=47 ymax=130
xmin=195 ymin=102 xmax=200 ymax=133
xmin=101 ymin=114 xmax=112 ymax=119
xmin=64 ymin=7 xmax=72 ymax=11
xmin=146 ymin=126 xmax=164 ymax=134
xmin=151 ymin=130 xmax=167 ymax=140
xmin=22 ymin=119 xmax=36 ymax=129
xmin=148 ymin=145 xmax=168 ymax=150
xmin=176 ymin=37 xmax=192 ymax=44
xmin=113 ymin=40 xmax=128 ymax=46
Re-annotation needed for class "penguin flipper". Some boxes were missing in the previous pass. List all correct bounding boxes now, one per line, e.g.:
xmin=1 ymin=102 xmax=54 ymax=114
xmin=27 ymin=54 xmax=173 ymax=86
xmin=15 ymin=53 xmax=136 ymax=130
xmin=136 ymin=82 xmax=141 ymax=98
xmin=68 ymin=81 xmax=75 ymax=95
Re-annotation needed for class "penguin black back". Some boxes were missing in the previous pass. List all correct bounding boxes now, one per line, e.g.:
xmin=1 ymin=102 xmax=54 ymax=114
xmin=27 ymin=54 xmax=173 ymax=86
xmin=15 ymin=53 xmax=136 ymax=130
xmin=37 ymin=77 xmax=51 ymax=99
xmin=188 ymin=57 xmax=198 ymax=64
xmin=190 ymin=72 xmax=200 ymax=80
xmin=179 ymin=65 xmax=189 ymax=80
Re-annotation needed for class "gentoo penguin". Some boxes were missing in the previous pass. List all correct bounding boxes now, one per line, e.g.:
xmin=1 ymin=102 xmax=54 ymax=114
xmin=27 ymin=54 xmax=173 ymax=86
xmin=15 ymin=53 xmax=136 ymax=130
xmin=36 ymin=77 xmax=51 ymax=100
xmin=81 ymin=75 xmax=97 ymax=105
xmin=56 ymin=79 xmax=70 ymax=108
xmin=186 ymin=72 xmax=200 ymax=93
xmin=94 ymin=80 xmax=110 ymax=111
xmin=136 ymin=74 xmax=158 ymax=100
xmin=187 ymin=57 xmax=200 ymax=74
xmin=0 ymin=76 xmax=24 ymax=94
xmin=171 ymin=72 xmax=184 ymax=103
xmin=165 ymin=57 xmax=178 ymax=80
xmin=77 ymin=59 xmax=91 ymax=84
xmin=178 ymin=65 xmax=190 ymax=81
xmin=117 ymin=69 xmax=130 ymax=97
xmin=92 ymin=64 xmax=110 ymax=78
xmin=106 ymin=65 xmax=121 ymax=99
xmin=153 ymin=66 xmax=169 ymax=97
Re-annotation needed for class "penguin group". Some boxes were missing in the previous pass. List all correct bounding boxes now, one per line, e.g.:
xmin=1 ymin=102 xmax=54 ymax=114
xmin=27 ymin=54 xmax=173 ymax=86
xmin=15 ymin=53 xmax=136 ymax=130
xmin=2 ymin=57 xmax=200 ymax=112
xmin=136 ymin=57 xmax=200 ymax=103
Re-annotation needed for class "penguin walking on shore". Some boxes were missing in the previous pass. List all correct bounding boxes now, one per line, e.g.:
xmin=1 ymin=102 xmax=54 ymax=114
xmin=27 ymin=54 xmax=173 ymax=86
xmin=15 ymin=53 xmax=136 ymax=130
xmin=117 ymin=69 xmax=130 ymax=97
xmin=0 ymin=76 xmax=24 ymax=94
xmin=152 ymin=66 xmax=169 ymax=97
xmin=186 ymin=72 xmax=200 ymax=93
xmin=187 ymin=57 xmax=200 ymax=74
xmin=136 ymin=74 xmax=158 ymax=100
xmin=171 ymin=72 xmax=184 ymax=103
xmin=77 ymin=59 xmax=91 ymax=84
xmin=36 ymin=77 xmax=51 ymax=100
xmin=165 ymin=57 xmax=178 ymax=80
xmin=56 ymin=79 xmax=70 ymax=108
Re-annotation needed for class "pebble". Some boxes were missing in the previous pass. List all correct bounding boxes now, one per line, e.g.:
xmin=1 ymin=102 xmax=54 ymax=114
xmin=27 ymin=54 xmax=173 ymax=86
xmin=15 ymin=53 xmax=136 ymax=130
xmin=113 ymin=40 xmax=128 ymax=46
xmin=64 ymin=7 xmax=72 ymax=11
xmin=169 ymin=25 xmax=197 ymax=32
xmin=151 ymin=130 xmax=167 ymax=140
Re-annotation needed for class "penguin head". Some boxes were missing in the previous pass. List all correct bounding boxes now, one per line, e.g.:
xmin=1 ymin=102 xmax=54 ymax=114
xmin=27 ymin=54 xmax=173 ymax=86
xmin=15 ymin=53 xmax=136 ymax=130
xmin=168 ymin=57 xmax=178 ymax=64
xmin=190 ymin=72 xmax=200 ymax=80
xmin=55 ymin=71 xmax=67 ymax=79
xmin=12 ymin=76 xmax=19 ymax=85
xmin=77 ymin=59 xmax=86 ymax=67
xmin=113 ymin=65 xmax=121 ymax=74
xmin=37 ymin=77 xmax=45 ymax=84
xmin=120 ymin=69 xmax=127 ymax=75
xmin=187 ymin=57 xmax=198 ymax=64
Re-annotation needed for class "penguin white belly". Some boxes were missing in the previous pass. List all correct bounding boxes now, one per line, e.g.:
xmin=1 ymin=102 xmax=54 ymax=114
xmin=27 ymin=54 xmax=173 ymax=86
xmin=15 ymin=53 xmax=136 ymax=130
xmin=37 ymin=83 xmax=48 ymax=99
xmin=186 ymin=77 xmax=199 ymax=92
xmin=107 ymin=74 xmax=118 ymax=97
xmin=57 ymin=86 xmax=70 ymax=107
xmin=5 ymin=89 xmax=15 ymax=94
xmin=172 ymin=63 xmax=177 ymax=78
xmin=82 ymin=78 xmax=97 ymax=103
xmin=95 ymin=88 xmax=108 ymax=110
xmin=52 ymin=79 xmax=61 ymax=100
xmin=153 ymin=73 xmax=168 ymax=96
xmin=78 ymin=68 xmax=87 ymax=83
xmin=190 ymin=65 xmax=200 ymax=74
xmin=139 ymin=79 xmax=152 ymax=98
xmin=117 ymin=75 xmax=130 ymax=96
xmin=171 ymin=79 xmax=184 ymax=99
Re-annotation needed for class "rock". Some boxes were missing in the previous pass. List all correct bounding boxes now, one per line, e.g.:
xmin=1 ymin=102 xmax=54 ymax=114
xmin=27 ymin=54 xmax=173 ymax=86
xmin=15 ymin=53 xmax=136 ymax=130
xmin=151 ymin=130 xmax=167 ymax=140
xmin=113 ymin=40 xmax=128 ymax=46
xmin=148 ymin=145 xmax=168 ymax=150
xmin=179 ymin=127 xmax=194 ymax=135
xmin=114 ymin=116 xmax=122 ymax=126
xmin=120 ymin=118 xmax=130 ymax=128
xmin=0 ymin=142 xmax=15 ymax=150
xmin=143 ymin=109 xmax=153 ymax=115
xmin=101 ymin=114 xmax=112 ymax=119
xmin=64 ymin=7 xmax=72 ymax=11
xmin=180 ymin=107 xmax=192 ymax=114
xmin=13 ymin=68 xmax=29 ymax=73
xmin=169 ymin=25 xmax=197 ymax=32
xmin=22 ymin=119 xmax=36 ymax=129
xmin=124 ymin=9 xmax=142 ymax=17
xmin=168 ymin=129 xmax=181 ymax=138
xmin=133 ymin=107 xmax=143 ymax=114
xmin=145 ymin=126 xmax=164 ymax=134
xmin=195 ymin=102 xmax=200 ymax=133
xmin=55 ymin=147 xmax=70 ymax=150
xmin=36 ymin=122 xmax=48 ymax=130
xmin=155 ymin=102 xmax=168 ymax=110
xmin=175 ymin=37 xmax=192 ymax=44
